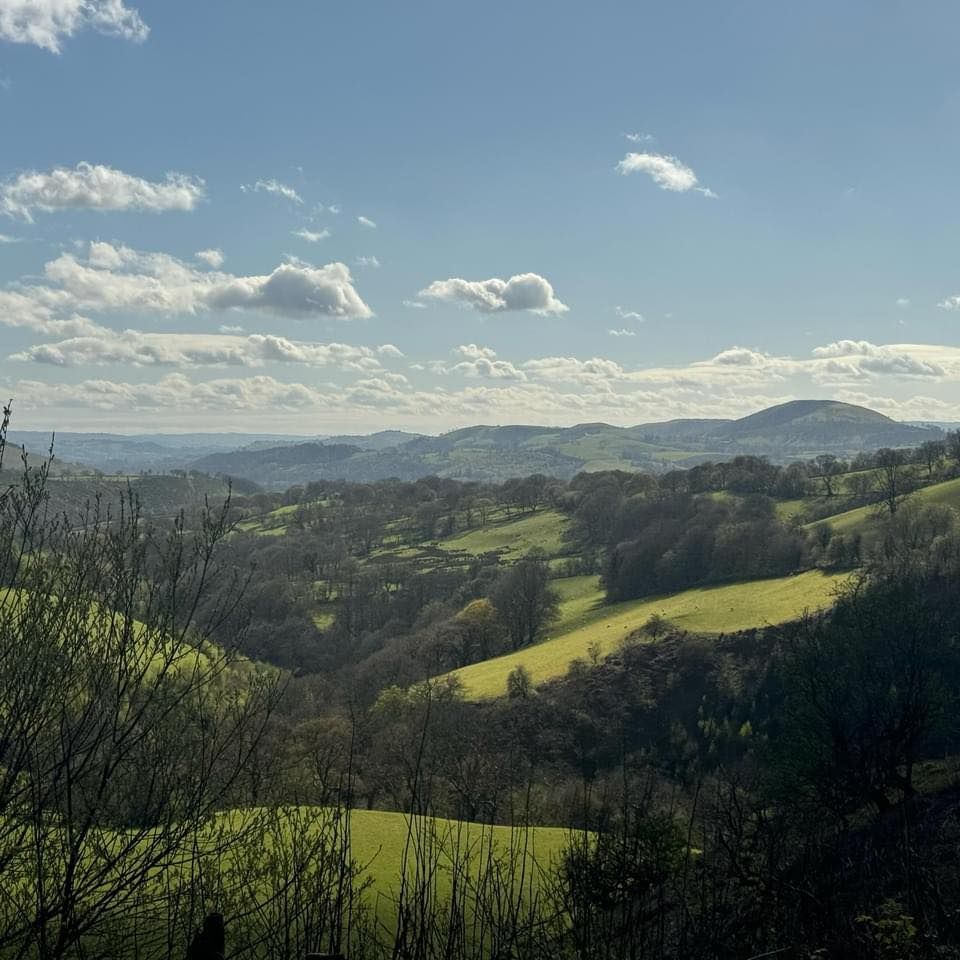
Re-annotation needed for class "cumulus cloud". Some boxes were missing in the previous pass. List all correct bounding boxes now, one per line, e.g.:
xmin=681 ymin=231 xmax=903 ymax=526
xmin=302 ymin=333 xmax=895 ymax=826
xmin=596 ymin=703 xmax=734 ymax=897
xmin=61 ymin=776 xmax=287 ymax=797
xmin=523 ymin=356 xmax=627 ymax=385
xmin=811 ymin=340 xmax=945 ymax=380
xmin=32 ymin=242 xmax=374 ymax=319
xmin=242 ymin=179 xmax=302 ymax=204
xmin=195 ymin=248 xmax=224 ymax=268
xmin=0 ymin=0 xmax=148 ymax=53
xmin=454 ymin=344 xmax=497 ymax=360
xmin=617 ymin=152 xmax=715 ymax=197
xmin=357 ymin=215 xmax=377 ymax=229
xmin=418 ymin=272 xmax=568 ymax=315
xmin=1 ymin=163 xmax=204 ymax=221
xmin=608 ymin=328 xmax=636 ymax=337
xmin=11 ymin=330 xmax=390 ymax=371
xmin=0 ymin=288 xmax=107 ymax=338
xmin=292 ymin=228 xmax=331 ymax=243
xmin=452 ymin=358 xmax=526 ymax=380
xmin=207 ymin=262 xmax=373 ymax=319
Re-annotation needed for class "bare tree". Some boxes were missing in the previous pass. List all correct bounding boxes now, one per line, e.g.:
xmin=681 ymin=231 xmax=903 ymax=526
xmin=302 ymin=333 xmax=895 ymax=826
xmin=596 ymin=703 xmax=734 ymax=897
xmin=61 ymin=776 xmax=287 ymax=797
xmin=872 ymin=447 xmax=913 ymax=517
xmin=812 ymin=454 xmax=845 ymax=498
xmin=0 ymin=408 xmax=282 ymax=959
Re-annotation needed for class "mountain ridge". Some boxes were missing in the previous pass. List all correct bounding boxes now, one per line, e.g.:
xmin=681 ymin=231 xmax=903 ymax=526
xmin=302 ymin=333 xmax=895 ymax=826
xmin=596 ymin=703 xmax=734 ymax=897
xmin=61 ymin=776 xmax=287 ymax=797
xmin=183 ymin=400 xmax=945 ymax=487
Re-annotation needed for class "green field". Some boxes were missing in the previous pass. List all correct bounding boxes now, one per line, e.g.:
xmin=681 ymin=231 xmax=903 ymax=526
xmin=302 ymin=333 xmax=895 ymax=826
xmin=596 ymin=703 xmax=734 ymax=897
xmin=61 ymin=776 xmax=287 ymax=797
xmin=437 ymin=509 xmax=570 ymax=559
xmin=212 ymin=806 xmax=569 ymax=929
xmin=814 ymin=476 xmax=960 ymax=537
xmin=347 ymin=809 xmax=569 ymax=903
xmin=448 ymin=570 xmax=849 ymax=699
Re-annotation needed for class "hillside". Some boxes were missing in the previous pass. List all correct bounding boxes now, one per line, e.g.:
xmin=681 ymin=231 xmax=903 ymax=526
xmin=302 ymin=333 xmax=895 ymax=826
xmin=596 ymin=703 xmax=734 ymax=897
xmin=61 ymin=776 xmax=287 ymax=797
xmin=447 ymin=570 xmax=848 ymax=698
xmin=633 ymin=399 xmax=941 ymax=454
xmin=183 ymin=400 xmax=945 ymax=487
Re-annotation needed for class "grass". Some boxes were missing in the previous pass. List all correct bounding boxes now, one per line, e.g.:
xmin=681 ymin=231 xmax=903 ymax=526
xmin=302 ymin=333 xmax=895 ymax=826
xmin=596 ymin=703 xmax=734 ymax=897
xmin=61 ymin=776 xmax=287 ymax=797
xmin=437 ymin=509 xmax=570 ymax=559
xmin=346 ymin=809 xmax=569 ymax=904
xmin=448 ymin=570 xmax=850 ymax=699
xmin=813 ymin=476 xmax=960 ymax=537
xmin=212 ymin=807 xmax=570 ymax=931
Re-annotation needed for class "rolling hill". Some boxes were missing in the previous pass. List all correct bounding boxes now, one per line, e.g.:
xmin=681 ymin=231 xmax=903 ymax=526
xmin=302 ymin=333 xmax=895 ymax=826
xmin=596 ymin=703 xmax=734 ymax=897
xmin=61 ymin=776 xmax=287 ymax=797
xmin=632 ymin=400 xmax=940 ymax=453
xmin=446 ymin=569 xmax=849 ymax=699
xmin=184 ymin=400 xmax=947 ymax=487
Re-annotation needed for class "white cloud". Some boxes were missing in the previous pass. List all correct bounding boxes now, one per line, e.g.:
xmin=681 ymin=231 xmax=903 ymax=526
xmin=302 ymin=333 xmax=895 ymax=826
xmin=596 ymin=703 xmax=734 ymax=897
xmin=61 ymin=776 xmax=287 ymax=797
xmin=454 ymin=344 xmax=497 ymax=360
xmin=616 ymin=152 xmax=715 ymax=197
xmin=625 ymin=132 xmax=655 ymax=144
xmin=523 ymin=356 xmax=627 ymax=386
xmin=896 ymin=297 xmax=910 ymax=307
xmin=1 ymin=163 xmax=204 ymax=222
xmin=0 ymin=232 xmax=20 ymax=243
xmin=452 ymin=358 xmax=526 ymax=381
xmin=811 ymin=340 xmax=945 ymax=380
xmin=206 ymin=261 xmax=372 ymax=319
xmin=196 ymin=248 xmax=224 ymax=268
xmin=313 ymin=203 xmax=341 ymax=216
xmin=12 ymin=330 xmax=390 ymax=371
xmin=609 ymin=328 xmax=636 ymax=337
xmin=357 ymin=215 xmax=377 ymax=229
xmin=355 ymin=255 xmax=380 ymax=269
xmin=377 ymin=343 xmax=404 ymax=358
xmin=0 ymin=288 xmax=107 ymax=338
xmin=447 ymin=344 xmax=524 ymax=379
xmin=615 ymin=305 xmax=644 ymax=323
xmin=242 ymin=179 xmax=302 ymax=204
xmin=11 ymin=340 xmax=960 ymax=430
xmin=418 ymin=272 xmax=569 ymax=315
xmin=292 ymin=228 xmax=331 ymax=243
xmin=10 ymin=241 xmax=374 ymax=321
xmin=402 ymin=299 xmax=427 ymax=309
xmin=218 ymin=324 xmax=244 ymax=334
xmin=0 ymin=0 xmax=148 ymax=53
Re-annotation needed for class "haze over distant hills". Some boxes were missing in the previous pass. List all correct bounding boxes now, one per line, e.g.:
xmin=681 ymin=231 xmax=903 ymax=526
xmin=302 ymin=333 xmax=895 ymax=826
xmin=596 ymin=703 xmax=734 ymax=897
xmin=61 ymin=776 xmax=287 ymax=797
xmin=9 ymin=400 xmax=948 ymax=488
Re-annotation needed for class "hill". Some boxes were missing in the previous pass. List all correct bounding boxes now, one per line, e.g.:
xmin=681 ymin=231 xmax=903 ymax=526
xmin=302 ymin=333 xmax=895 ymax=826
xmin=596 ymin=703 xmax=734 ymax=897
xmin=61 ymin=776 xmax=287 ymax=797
xmin=633 ymin=399 xmax=940 ymax=454
xmin=448 ymin=569 xmax=848 ymax=699
xmin=180 ymin=400 xmax=943 ymax=487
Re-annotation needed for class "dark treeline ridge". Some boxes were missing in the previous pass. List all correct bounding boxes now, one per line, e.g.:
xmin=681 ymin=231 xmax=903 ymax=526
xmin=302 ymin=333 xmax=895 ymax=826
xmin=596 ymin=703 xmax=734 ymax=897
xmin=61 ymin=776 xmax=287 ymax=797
xmin=4 ymin=404 xmax=960 ymax=960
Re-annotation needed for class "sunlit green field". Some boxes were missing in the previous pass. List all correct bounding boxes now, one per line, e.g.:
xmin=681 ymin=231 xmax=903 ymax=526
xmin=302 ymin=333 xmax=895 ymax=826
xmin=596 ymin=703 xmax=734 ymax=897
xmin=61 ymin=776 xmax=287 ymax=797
xmin=212 ymin=807 xmax=570 ymax=927
xmin=346 ymin=809 xmax=568 ymax=902
xmin=437 ymin=509 xmax=569 ymax=559
xmin=815 ymin=476 xmax=960 ymax=536
xmin=448 ymin=570 xmax=849 ymax=699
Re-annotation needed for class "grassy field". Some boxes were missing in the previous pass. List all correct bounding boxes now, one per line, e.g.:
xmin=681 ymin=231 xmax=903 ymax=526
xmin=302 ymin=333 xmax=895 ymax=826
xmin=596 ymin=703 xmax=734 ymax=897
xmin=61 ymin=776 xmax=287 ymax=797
xmin=813 ymin=476 xmax=960 ymax=537
xmin=437 ymin=509 xmax=570 ymax=559
xmin=215 ymin=807 xmax=569 ymax=930
xmin=448 ymin=570 xmax=849 ymax=699
xmin=347 ymin=809 xmax=569 ymax=904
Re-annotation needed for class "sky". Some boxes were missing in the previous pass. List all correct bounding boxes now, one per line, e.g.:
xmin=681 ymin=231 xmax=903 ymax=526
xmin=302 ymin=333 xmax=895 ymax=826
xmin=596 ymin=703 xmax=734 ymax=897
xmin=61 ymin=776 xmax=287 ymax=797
xmin=1 ymin=0 xmax=959 ymax=434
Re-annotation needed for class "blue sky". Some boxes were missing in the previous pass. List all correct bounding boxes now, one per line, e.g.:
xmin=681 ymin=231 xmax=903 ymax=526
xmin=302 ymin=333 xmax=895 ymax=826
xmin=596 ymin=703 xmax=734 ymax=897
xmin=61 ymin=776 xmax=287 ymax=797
xmin=1 ymin=0 xmax=959 ymax=433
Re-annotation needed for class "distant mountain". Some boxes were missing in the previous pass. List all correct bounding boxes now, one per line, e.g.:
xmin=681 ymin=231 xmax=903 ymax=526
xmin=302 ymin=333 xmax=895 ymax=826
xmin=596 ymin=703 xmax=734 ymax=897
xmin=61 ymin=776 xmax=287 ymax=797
xmin=12 ymin=401 xmax=942 ymax=489
xmin=633 ymin=400 xmax=939 ymax=453
xmin=6 ymin=431 xmax=311 ymax=474
xmin=324 ymin=430 xmax=426 ymax=451
xmin=183 ymin=400 xmax=944 ymax=488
